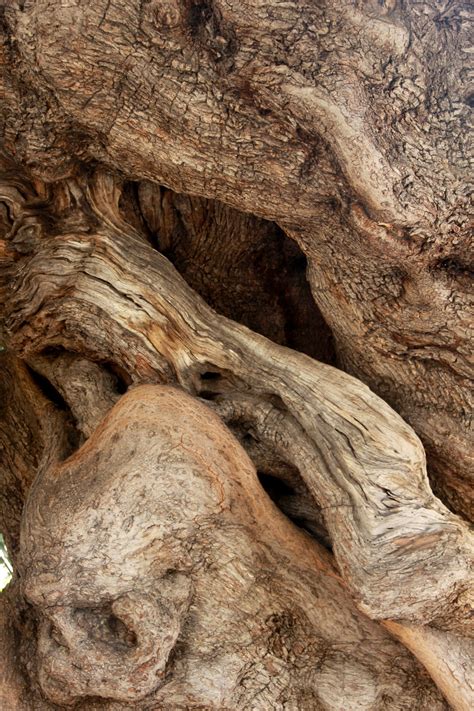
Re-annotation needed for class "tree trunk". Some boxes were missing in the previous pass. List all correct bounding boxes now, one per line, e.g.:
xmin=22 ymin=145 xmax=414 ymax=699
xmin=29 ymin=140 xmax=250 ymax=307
xmin=0 ymin=1 xmax=472 ymax=709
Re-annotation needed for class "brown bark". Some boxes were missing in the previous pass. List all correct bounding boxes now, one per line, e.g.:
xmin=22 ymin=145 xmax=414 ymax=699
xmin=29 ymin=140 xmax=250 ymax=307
xmin=0 ymin=1 xmax=473 ymax=708
xmin=14 ymin=385 xmax=450 ymax=709
xmin=136 ymin=184 xmax=335 ymax=362
xmin=1 ymin=0 xmax=472 ymax=518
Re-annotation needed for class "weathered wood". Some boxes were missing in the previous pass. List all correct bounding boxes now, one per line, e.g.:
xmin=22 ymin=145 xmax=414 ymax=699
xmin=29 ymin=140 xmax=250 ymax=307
xmin=26 ymin=352 xmax=120 ymax=439
xmin=136 ymin=183 xmax=335 ymax=362
xmin=385 ymin=621 xmax=474 ymax=711
xmin=2 ymin=169 xmax=472 ymax=635
xmin=0 ymin=1 xmax=472 ymax=706
xmin=14 ymin=385 xmax=447 ymax=709
xmin=2 ymin=0 xmax=472 ymax=517
xmin=0 ymin=355 xmax=74 ymax=561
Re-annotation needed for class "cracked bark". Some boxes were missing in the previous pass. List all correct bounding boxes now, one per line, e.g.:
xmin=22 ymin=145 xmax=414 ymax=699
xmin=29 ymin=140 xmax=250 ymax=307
xmin=0 ymin=1 xmax=472 ymax=709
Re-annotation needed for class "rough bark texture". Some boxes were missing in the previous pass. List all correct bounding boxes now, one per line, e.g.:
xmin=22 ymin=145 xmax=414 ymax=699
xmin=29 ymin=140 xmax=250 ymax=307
xmin=2 ymin=0 xmax=472 ymax=517
xmin=0 ymin=0 xmax=473 ymax=709
xmin=136 ymin=184 xmax=335 ymax=363
xmin=13 ymin=385 xmax=450 ymax=709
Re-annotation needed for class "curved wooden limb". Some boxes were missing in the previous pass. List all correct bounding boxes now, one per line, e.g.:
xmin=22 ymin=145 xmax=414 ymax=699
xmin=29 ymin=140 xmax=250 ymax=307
xmin=2 ymin=172 xmax=472 ymax=635
xmin=26 ymin=351 xmax=120 ymax=439
xmin=384 ymin=621 xmax=474 ymax=711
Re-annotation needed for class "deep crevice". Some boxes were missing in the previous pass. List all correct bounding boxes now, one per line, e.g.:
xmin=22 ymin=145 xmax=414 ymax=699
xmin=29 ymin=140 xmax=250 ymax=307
xmin=258 ymin=471 xmax=331 ymax=550
xmin=99 ymin=360 xmax=131 ymax=394
xmin=200 ymin=370 xmax=221 ymax=381
xmin=258 ymin=472 xmax=295 ymax=500
xmin=434 ymin=257 xmax=473 ymax=280
xmin=25 ymin=364 xmax=82 ymax=457
xmin=25 ymin=363 xmax=69 ymax=412
xmin=465 ymin=92 xmax=474 ymax=109
xmin=128 ymin=183 xmax=336 ymax=366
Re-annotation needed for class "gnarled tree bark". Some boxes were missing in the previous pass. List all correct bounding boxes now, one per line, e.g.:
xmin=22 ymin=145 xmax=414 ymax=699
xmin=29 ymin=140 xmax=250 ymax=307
xmin=0 ymin=1 xmax=472 ymax=709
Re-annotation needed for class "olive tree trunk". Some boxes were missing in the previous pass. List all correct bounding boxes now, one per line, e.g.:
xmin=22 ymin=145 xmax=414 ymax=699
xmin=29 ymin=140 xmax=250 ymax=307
xmin=0 ymin=1 xmax=472 ymax=709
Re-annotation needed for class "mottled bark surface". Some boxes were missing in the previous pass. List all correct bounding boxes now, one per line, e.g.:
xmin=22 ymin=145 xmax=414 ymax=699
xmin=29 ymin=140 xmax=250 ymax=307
xmin=2 ymin=0 xmax=472 ymax=517
xmin=0 ymin=0 xmax=473 ymax=709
